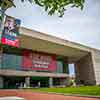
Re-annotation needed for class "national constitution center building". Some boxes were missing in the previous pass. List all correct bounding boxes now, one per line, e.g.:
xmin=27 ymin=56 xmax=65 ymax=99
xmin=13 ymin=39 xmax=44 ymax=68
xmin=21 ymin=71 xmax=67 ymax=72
xmin=0 ymin=16 xmax=100 ymax=89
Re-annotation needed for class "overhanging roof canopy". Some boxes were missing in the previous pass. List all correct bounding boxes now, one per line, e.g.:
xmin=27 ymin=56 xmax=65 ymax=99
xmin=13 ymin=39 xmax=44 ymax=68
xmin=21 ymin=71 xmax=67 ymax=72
xmin=19 ymin=27 xmax=90 ymax=63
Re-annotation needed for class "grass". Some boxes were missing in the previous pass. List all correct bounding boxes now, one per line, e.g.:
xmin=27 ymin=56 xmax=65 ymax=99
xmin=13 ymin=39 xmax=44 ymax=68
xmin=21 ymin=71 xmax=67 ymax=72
xmin=26 ymin=86 xmax=100 ymax=96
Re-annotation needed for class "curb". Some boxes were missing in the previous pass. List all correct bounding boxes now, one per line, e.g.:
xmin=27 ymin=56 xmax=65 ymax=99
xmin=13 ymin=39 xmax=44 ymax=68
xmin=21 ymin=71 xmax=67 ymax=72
xmin=31 ymin=91 xmax=100 ymax=99
xmin=48 ymin=92 xmax=100 ymax=98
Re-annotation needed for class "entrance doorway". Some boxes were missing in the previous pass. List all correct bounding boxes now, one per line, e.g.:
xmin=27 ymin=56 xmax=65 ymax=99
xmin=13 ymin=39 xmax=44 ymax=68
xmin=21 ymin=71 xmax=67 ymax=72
xmin=30 ymin=77 xmax=49 ymax=87
xmin=4 ymin=76 xmax=25 ymax=89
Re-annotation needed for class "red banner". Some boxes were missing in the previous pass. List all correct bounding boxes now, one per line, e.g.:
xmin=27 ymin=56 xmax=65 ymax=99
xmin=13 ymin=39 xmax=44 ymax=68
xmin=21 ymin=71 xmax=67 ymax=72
xmin=22 ymin=50 xmax=57 ymax=71
xmin=1 ymin=37 xmax=19 ymax=47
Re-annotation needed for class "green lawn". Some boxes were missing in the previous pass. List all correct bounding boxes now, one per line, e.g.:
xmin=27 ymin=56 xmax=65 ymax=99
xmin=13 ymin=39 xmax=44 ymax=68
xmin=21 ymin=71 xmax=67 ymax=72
xmin=26 ymin=86 xmax=100 ymax=96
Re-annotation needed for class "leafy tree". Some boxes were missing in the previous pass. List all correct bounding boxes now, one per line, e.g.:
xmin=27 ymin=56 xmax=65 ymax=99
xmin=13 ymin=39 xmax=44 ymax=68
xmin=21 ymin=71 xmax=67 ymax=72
xmin=0 ymin=0 xmax=85 ymax=17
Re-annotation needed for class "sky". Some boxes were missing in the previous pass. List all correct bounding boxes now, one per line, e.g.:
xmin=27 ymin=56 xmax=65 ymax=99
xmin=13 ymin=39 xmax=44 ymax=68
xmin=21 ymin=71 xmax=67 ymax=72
xmin=6 ymin=0 xmax=100 ymax=49
xmin=5 ymin=0 xmax=100 ymax=75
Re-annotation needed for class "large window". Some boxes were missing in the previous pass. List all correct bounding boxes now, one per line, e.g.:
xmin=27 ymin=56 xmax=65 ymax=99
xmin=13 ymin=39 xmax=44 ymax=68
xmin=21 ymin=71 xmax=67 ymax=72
xmin=56 ymin=61 xmax=63 ymax=73
xmin=1 ymin=45 xmax=22 ymax=70
xmin=2 ymin=53 xmax=22 ymax=70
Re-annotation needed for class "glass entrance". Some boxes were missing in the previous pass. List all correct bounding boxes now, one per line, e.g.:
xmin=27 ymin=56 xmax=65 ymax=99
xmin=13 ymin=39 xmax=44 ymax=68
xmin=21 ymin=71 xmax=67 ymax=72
xmin=30 ymin=77 xmax=49 ymax=87
xmin=4 ymin=76 xmax=25 ymax=89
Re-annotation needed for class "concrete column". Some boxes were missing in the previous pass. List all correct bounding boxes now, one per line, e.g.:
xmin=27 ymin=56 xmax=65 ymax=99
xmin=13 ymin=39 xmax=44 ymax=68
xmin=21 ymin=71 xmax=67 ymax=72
xmin=0 ymin=46 xmax=3 ymax=69
xmin=25 ymin=77 xmax=30 ymax=87
xmin=91 ymin=50 xmax=100 ymax=85
xmin=75 ymin=53 xmax=96 ymax=85
xmin=0 ymin=76 xmax=3 ymax=88
xmin=49 ymin=77 xmax=53 ymax=87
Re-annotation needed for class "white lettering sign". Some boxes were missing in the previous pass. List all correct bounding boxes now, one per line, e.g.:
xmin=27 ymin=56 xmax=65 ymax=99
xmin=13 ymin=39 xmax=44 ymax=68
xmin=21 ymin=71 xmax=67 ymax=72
xmin=32 ymin=53 xmax=52 ymax=69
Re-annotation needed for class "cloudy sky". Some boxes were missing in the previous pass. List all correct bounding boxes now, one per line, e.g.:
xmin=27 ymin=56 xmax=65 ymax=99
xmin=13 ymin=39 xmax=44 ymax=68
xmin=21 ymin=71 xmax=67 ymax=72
xmin=6 ymin=0 xmax=100 ymax=50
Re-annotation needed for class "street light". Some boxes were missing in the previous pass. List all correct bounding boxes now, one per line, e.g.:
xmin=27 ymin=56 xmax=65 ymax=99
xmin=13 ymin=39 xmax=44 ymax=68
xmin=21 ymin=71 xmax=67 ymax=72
xmin=0 ymin=0 xmax=15 ymax=35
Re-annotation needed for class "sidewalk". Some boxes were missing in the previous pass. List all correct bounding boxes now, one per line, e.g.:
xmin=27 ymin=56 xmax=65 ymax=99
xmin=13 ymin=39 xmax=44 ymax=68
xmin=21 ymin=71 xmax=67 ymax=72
xmin=0 ymin=90 xmax=99 ymax=100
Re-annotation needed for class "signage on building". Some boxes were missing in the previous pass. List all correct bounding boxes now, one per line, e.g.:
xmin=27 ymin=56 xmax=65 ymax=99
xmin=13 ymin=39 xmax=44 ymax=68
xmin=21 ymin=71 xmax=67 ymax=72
xmin=22 ymin=50 xmax=57 ymax=71
xmin=1 ymin=16 xmax=21 ymax=47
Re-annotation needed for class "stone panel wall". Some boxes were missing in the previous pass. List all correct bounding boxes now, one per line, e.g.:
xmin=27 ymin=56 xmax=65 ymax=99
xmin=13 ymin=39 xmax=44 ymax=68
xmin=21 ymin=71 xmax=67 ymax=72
xmin=91 ymin=50 xmax=100 ymax=85
xmin=75 ymin=53 xmax=95 ymax=85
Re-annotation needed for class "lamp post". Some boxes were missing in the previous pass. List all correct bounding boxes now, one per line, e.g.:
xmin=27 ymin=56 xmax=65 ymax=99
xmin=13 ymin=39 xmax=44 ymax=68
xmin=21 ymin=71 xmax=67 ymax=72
xmin=0 ymin=0 xmax=15 ymax=34
xmin=0 ymin=0 xmax=15 ymax=88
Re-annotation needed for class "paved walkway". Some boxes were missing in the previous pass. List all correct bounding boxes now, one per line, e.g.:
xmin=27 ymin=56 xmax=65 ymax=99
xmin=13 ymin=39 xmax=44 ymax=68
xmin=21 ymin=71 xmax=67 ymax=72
xmin=0 ymin=90 xmax=99 ymax=100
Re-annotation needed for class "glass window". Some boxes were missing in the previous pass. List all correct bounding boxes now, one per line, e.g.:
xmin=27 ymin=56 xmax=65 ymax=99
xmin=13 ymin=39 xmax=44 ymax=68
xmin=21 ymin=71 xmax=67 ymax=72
xmin=56 ymin=61 xmax=63 ymax=73
xmin=2 ymin=53 xmax=22 ymax=70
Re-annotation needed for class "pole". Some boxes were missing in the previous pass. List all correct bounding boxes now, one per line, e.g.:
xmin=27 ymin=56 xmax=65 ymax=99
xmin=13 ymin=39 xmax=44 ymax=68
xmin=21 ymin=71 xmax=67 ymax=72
xmin=0 ymin=3 xmax=6 ymax=36
xmin=0 ymin=0 xmax=15 ymax=34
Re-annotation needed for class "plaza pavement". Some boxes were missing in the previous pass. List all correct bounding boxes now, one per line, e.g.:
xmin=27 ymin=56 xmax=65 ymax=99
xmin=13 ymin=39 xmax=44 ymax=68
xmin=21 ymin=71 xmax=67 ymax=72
xmin=0 ymin=90 xmax=99 ymax=100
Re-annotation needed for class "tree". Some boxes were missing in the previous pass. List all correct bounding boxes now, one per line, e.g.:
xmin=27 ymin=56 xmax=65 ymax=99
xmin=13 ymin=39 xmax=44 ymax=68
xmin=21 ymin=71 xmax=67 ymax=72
xmin=0 ymin=0 xmax=85 ymax=17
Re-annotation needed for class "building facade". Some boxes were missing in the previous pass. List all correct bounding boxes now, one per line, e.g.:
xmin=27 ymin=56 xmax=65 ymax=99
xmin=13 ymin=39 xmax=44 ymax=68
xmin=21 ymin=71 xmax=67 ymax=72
xmin=0 ymin=17 xmax=100 ymax=89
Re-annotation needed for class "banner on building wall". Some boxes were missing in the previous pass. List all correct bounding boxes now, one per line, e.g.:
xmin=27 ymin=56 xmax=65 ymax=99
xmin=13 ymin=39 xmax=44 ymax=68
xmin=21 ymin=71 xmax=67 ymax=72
xmin=1 ymin=16 xmax=21 ymax=47
xmin=22 ymin=50 xmax=57 ymax=71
